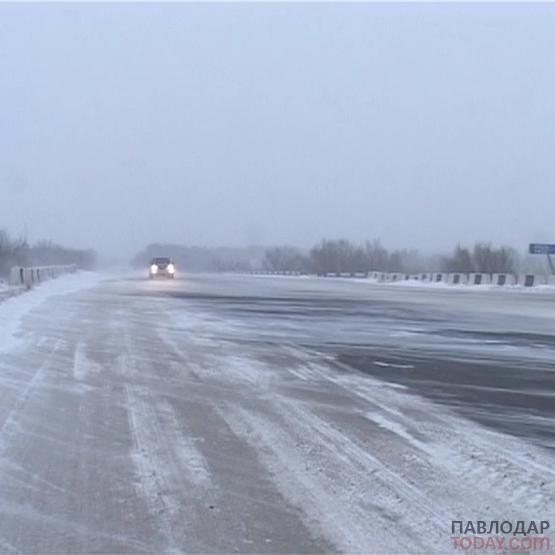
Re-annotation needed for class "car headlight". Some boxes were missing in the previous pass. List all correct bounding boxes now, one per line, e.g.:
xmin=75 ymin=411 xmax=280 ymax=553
xmin=167 ymin=264 xmax=175 ymax=274
xmin=150 ymin=264 xmax=158 ymax=273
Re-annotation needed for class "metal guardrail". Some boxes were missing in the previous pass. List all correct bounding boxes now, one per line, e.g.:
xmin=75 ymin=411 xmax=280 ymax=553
xmin=8 ymin=264 xmax=78 ymax=289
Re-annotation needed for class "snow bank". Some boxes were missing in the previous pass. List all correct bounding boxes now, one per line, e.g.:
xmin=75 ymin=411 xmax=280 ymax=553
xmin=0 ymin=271 xmax=104 ymax=353
xmin=0 ymin=281 xmax=12 ymax=303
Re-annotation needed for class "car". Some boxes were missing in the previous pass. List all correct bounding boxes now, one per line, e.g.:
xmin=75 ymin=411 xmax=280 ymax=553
xmin=149 ymin=257 xmax=176 ymax=279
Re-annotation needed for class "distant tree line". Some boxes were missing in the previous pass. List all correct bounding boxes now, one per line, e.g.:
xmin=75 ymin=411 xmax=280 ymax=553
xmin=0 ymin=230 xmax=97 ymax=277
xmin=439 ymin=243 xmax=517 ymax=273
xmin=132 ymin=239 xmax=524 ymax=276
xmin=263 ymin=239 xmax=520 ymax=275
xmin=263 ymin=239 xmax=426 ymax=275
xmin=0 ymin=231 xmax=28 ymax=276
xmin=131 ymin=243 xmax=267 ymax=272
xmin=29 ymin=240 xmax=97 ymax=270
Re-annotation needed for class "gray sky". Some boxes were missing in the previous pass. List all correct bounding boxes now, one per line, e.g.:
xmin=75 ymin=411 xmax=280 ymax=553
xmin=1 ymin=3 xmax=554 ymax=258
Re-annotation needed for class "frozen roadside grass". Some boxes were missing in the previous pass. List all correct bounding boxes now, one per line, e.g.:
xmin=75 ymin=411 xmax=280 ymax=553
xmin=0 ymin=271 xmax=105 ymax=353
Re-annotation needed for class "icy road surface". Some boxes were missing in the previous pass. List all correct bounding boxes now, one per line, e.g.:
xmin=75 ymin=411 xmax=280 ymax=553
xmin=0 ymin=272 xmax=553 ymax=553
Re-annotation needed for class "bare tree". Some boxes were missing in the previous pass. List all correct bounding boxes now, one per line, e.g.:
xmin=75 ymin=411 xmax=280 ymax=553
xmin=441 ymin=243 xmax=517 ymax=273
xmin=263 ymin=246 xmax=308 ymax=272
xmin=441 ymin=244 xmax=474 ymax=272
xmin=0 ymin=230 xmax=29 ymax=276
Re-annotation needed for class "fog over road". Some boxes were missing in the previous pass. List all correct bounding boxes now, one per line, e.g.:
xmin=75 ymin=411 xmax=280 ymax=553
xmin=0 ymin=273 xmax=553 ymax=553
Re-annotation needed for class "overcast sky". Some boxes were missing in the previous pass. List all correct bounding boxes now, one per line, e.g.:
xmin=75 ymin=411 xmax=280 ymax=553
xmin=1 ymin=3 xmax=554 ymax=258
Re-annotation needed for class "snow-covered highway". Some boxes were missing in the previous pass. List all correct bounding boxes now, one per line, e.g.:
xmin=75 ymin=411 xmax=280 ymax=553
xmin=0 ymin=272 xmax=553 ymax=553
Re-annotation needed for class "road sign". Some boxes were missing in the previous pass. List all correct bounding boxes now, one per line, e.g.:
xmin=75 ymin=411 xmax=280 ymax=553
xmin=529 ymin=243 xmax=555 ymax=255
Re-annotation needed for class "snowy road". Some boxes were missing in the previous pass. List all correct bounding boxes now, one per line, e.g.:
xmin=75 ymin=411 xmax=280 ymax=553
xmin=0 ymin=272 xmax=553 ymax=553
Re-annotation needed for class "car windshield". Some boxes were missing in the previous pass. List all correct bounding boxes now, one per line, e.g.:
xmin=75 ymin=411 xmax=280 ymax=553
xmin=153 ymin=258 xmax=170 ymax=265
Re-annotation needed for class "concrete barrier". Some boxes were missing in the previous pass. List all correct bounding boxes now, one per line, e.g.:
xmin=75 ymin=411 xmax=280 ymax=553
xmin=468 ymin=273 xmax=492 ymax=286
xmin=433 ymin=272 xmax=449 ymax=283
xmin=517 ymin=274 xmax=547 ymax=287
xmin=9 ymin=264 xmax=77 ymax=289
xmin=248 ymin=270 xmax=303 ymax=276
xmin=242 ymin=268 xmax=555 ymax=289
xmin=321 ymin=272 xmax=364 ymax=278
xmin=447 ymin=273 xmax=468 ymax=285
xmin=519 ymin=274 xmax=534 ymax=287
xmin=492 ymin=273 xmax=517 ymax=286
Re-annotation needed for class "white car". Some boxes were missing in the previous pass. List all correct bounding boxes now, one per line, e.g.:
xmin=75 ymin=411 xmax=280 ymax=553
xmin=149 ymin=257 xmax=176 ymax=279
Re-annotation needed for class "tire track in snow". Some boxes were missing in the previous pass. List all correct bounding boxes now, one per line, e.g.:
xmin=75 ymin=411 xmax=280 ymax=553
xmin=221 ymin=402 xmax=434 ymax=553
xmin=0 ymin=338 xmax=63 ymax=440
xmin=125 ymin=380 xmax=214 ymax=553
